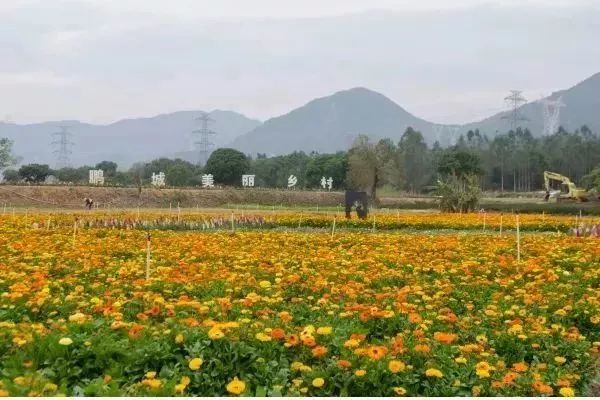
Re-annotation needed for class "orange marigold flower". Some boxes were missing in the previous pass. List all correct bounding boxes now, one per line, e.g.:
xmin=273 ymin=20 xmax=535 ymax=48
xmin=414 ymin=344 xmax=431 ymax=353
xmin=511 ymin=362 xmax=528 ymax=373
xmin=270 ymin=328 xmax=286 ymax=340
xmin=337 ymin=359 xmax=351 ymax=368
xmin=311 ymin=346 xmax=328 ymax=358
xmin=433 ymin=332 xmax=458 ymax=345
xmin=366 ymin=345 xmax=388 ymax=360
xmin=532 ymin=381 xmax=553 ymax=395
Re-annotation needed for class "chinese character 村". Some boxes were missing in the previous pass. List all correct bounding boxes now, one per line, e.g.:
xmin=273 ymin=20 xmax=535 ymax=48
xmin=89 ymin=169 xmax=104 ymax=185
xmin=151 ymin=172 xmax=166 ymax=187
xmin=287 ymin=175 xmax=298 ymax=188
xmin=242 ymin=174 xmax=255 ymax=187
xmin=201 ymin=174 xmax=214 ymax=188
xmin=321 ymin=176 xmax=333 ymax=190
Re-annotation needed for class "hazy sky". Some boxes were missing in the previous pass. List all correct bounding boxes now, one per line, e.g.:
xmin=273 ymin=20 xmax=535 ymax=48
xmin=1 ymin=0 xmax=599 ymax=124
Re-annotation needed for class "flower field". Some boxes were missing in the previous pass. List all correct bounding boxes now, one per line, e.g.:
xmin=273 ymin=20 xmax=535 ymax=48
xmin=0 ymin=211 xmax=598 ymax=396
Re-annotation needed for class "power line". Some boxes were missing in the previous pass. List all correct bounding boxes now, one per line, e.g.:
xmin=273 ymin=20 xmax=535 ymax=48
xmin=192 ymin=112 xmax=216 ymax=166
xmin=502 ymin=90 xmax=528 ymax=131
xmin=51 ymin=126 xmax=74 ymax=169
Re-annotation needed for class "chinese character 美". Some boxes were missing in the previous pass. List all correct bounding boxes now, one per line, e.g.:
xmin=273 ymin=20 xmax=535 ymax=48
xmin=151 ymin=172 xmax=166 ymax=187
xmin=287 ymin=174 xmax=298 ymax=188
xmin=89 ymin=169 xmax=104 ymax=185
xmin=201 ymin=174 xmax=214 ymax=188
xmin=242 ymin=174 xmax=255 ymax=187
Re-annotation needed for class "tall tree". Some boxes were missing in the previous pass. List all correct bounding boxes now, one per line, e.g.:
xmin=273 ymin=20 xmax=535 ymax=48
xmin=205 ymin=148 xmax=250 ymax=186
xmin=347 ymin=135 xmax=395 ymax=203
xmin=395 ymin=128 xmax=430 ymax=193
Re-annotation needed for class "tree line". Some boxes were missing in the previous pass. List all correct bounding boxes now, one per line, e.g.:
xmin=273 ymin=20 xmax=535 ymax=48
xmin=1 ymin=125 xmax=599 ymax=194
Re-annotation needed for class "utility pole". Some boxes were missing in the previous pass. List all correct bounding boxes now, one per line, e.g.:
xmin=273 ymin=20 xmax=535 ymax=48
xmin=192 ymin=112 xmax=216 ymax=166
xmin=502 ymin=90 xmax=528 ymax=132
xmin=51 ymin=126 xmax=74 ymax=169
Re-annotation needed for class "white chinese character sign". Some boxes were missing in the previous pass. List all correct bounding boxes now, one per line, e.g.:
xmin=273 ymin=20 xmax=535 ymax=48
xmin=321 ymin=176 xmax=333 ymax=191
xmin=89 ymin=169 xmax=104 ymax=185
xmin=151 ymin=172 xmax=166 ymax=187
xmin=287 ymin=175 xmax=298 ymax=188
xmin=201 ymin=174 xmax=214 ymax=188
xmin=242 ymin=174 xmax=255 ymax=187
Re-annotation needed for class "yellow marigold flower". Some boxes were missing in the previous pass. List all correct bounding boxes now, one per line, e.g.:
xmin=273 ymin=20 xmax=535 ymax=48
xmin=393 ymin=386 xmax=407 ymax=396
xmin=355 ymin=369 xmax=366 ymax=377
xmin=476 ymin=368 xmax=490 ymax=378
xmin=291 ymin=361 xmax=304 ymax=371
xmin=554 ymin=356 xmax=567 ymax=365
xmin=0 ymin=389 xmax=9 ymax=396
xmin=42 ymin=383 xmax=57 ymax=392
xmin=455 ymin=357 xmax=467 ymax=364
xmin=145 ymin=371 xmax=157 ymax=379
xmin=388 ymin=360 xmax=406 ymax=373
xmin=141 ymin=378 xmax=161 ymax=389
xmin=175 ymin=334 xmax=184 ymax=344
xmin=208 ymin=327 xmax=224 ymax=340
xmin=255 ymin=332 xmax=272 ymax=342
xmin=188 ymin=358 xmax=203 ymax=371
xmin=13 ymin=377 xmax=26 ymax=385
xmin=312 ymin=378 xmax=325 ymax=388
xmin=58 ymin=337 xmax=73 ymax=346
xmin=425 ymin=368 xmax=443 ymax=378
xmin=344 ymin=339 xmax=360 ymax=348
xmin=226 ymin=377 xmax=246 ymax=395
xmin=68 ymin=312 xmax=86 ymax=324
xmin=316 ymin=326 xmax=332 ymax=335
xmin=259 ymin=280 xmax=271 ymax=288
xmin=559 ymin=387 xmax=575 ymax=397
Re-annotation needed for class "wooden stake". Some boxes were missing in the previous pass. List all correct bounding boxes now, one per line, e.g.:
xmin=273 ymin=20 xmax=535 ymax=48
xmin=516 ymin=214 xmax=521 ymax=264
xmin=372 ymin=214 xmax=376 ymax=232
xmin=331 ymin=216 xmax=336 ymax=238
xmin=298 ymin=213 xmax=302 ymax=229
xmin=177 ymin=204 xmax=181 ymax=223
xmin=145 ymin=233 xmax=151 ymax=280
xmin=46 ymin=217 xmax=51 ymax=230
xmin=72 ymin=220 xmax=78 ymax=248
xmin=231 ymin=212 xmax=235 ymax=232
xmin=499 ymin=214 xmax=503 ymax=236
xmin=482 ymin=212 xmax=486 ymax=232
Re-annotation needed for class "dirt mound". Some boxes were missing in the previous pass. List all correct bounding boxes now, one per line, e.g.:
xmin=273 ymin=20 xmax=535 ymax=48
xmin=0 ymin=185 xmax=348 ymax=208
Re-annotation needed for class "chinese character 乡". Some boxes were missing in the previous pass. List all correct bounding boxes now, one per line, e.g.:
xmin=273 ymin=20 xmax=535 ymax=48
xmin=242 ymin=174 xmax=255 ymax=187
xmin=201 ymin=174 xmax=214 ymax=188
xmin=288 ymin=175 xmax=298 ymax=188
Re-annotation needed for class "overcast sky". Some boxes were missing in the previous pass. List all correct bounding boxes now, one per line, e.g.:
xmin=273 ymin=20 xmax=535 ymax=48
xmin=1 ymin=0 xmax=599 ymax=124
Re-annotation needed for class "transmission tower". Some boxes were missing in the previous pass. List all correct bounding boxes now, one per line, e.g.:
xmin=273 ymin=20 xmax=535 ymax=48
xmin=541 ymin=97 xmax=565 ymax=135
xmin=51 ymin=126 xmax=74 ymax=169
xmin=502 ymin=90 xmax=528 ymax=131
xmin=192 ymin=112 xmax=217 ymax=166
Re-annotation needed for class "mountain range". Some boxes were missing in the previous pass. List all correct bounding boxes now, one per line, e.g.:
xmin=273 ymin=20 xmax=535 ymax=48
xmin=1 ymin=72 xmax=599 ymax=168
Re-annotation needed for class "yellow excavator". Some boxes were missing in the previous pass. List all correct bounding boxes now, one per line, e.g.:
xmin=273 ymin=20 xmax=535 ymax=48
xmin=543 ymin=171 xmax=589 ymax=202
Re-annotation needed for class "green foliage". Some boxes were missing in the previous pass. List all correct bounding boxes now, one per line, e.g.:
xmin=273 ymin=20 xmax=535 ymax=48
xmin=581 ymin=165 xmax=600 ymax=192
xmin=435 ymin=174 xmax=482 ymax=213
xmin=95 ymin=161 xmax=118 ymax=177
xmin=205 ymin=148 xmax=250 ymax=186
xmin=347 ymin=135 xmax=396 ymax=202
xmin=0 ymin=138 xmax=16 ymax=170
xmin=394 ymin=128 xmax=432 ymax=192
xmin=18 ymin=164 xmax=52 ymax=183
xmin=436 ymin=149 xmax=482 ymax=178
xmin=1 ymin=168 xmax=19 ymax=183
